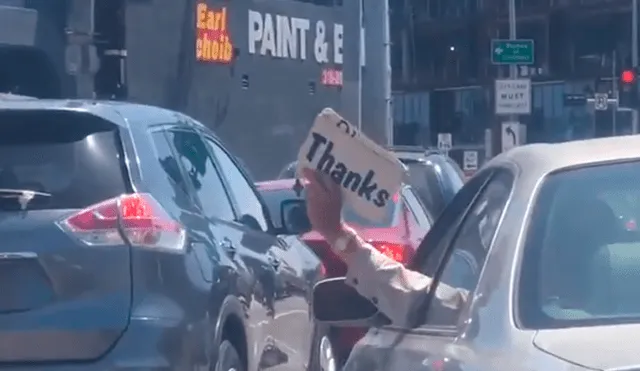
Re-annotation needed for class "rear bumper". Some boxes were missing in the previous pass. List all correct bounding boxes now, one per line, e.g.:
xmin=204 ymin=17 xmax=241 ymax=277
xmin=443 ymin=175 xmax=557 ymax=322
xmin=3 ymin=317 xmax=201 ymax=370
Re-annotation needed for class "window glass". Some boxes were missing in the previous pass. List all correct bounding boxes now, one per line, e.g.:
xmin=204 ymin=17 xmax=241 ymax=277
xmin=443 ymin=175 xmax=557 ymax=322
xmin=278 ymin=161 xmax=298 ymax=179
xmin=443 ymin=158 xmax=465 ymax=191
xmin=342 ymin=201 xmax=400 ymax=228
xmin=403 ymin=188 xmax=432 ymax=228
xmin=404 ymin=200 xmax=419 ymax=227
xmin=207 ymin=138 xmax=269 ymax=232
xmin=148 ymin=131 xmax=196 ymax=211
xmin=0 ymin=112 xmax=126 ymax=210
xmin=165 ymin=130 xmax=235 ymax=221
xmin=520 ymin=161 xmax=640 ymax=329
xmin=440 ymin=250 xmax=477 ymax=292
xmin=258 ymin=184 xmax=400 ymax=229
xmin=405 ymin=161 xmax=443 ymax=217
xmin=423 ymin=171 xmax=512 ymax=326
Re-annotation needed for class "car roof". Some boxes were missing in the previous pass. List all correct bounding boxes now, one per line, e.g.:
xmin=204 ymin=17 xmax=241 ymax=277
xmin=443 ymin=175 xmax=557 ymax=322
xmin=488 ymin=135 xmax=640 ymax=178
xmin=256 ymin=178 xmax=297 ymax=191
xmin=0 ymin=99 xmax=187 ymax=128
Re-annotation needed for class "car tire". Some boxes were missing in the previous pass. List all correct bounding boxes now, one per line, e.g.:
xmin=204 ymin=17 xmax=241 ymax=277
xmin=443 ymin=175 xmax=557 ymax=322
xmin=215 ymin=340 xmax=244 ymax=371
xmin=309 ymin=324 xmax=339 ymax=371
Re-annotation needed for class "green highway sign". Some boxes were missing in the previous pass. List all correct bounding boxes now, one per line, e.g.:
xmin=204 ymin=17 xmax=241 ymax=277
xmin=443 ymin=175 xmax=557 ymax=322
xmin=491 ymin=39 xmax=534 ymax=65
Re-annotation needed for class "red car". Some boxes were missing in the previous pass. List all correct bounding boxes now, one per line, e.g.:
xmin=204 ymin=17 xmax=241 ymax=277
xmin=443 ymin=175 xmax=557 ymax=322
xmin=256 ymin=178 xmax=433 ymax=364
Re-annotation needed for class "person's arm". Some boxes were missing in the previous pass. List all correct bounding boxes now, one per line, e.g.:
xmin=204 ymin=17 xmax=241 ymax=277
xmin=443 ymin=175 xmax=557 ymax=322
xmin=327 ymin=225 xmax=468 ymax=327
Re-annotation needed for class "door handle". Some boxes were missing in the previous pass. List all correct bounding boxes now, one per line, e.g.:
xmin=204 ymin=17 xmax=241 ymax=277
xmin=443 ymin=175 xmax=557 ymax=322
xmin=220 ymin=238 xmax=236 ymax=257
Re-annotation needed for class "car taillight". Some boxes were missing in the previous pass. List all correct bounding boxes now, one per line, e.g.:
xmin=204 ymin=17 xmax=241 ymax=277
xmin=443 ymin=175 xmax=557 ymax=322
xmin=58 ymin=193 xmax=186 ymax=252
xmin=370 ymin=242 xmax=406 ymax=263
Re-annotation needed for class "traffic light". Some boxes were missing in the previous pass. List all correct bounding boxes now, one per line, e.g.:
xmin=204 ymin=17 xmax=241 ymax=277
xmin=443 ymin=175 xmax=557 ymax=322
xmin=618 ymin=68 xmax=639 ymax=108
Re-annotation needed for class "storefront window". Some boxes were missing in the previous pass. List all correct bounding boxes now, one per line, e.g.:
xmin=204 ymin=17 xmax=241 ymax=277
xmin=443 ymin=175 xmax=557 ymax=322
xmin=392 ymin=91 xmax=431 ymax=145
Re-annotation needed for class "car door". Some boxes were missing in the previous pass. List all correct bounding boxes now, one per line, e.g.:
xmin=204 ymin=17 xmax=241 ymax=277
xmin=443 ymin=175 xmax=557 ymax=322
xmin=205 ymin=134 xmax=313 ymax=371
xmin=345 ymin=170 xmax=514 ymax=371
xmin=162 ymin=126 xmax=278 ymax=371
xmin=133 ymin=122 xmax=220 ymax=287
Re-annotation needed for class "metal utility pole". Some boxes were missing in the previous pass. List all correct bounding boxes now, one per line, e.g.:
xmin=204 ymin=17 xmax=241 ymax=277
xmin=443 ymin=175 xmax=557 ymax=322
xmin=361 ymin=0 xmax=393 ymax=145
xmin=633 ymin=0 xmax=638 ymax=67
xmin=632 ymin=0 xmax=639 ymax=133
xmin=362 ymin=0 xmax=393 ymax=145
xmin=66 ymin=0 xmax=99 ymax=98
xmin=612 ymin=51 xmax=618 ymax=134
xmin=508 ymin=0 xmax=518 ymax=124
xmin=342 ymin=0 xmax=362 ymax=130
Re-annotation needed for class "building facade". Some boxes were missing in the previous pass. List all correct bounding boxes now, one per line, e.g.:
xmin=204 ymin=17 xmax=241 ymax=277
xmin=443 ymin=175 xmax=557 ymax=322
xmin=391 ymin=0 xmax=637 ymax=154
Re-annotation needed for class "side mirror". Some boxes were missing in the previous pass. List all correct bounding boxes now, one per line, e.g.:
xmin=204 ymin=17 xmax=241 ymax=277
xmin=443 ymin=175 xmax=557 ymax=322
xmin=280 ymin=199 xmax=312 ymax=235
xmin=238 ymin=214 xmax=262 ymax=231
xmin=313 ymin=277 xmax=388 ymax=326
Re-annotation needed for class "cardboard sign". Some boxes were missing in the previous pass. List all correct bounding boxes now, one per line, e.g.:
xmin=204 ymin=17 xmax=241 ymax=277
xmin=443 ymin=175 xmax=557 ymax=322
xmin=297 ymin=108 xmax=405 ymax=222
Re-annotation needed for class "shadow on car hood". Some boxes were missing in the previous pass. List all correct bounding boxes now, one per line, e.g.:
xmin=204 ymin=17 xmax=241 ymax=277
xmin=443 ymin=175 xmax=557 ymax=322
xmin=533 ymin=324 xmax=640 ymax=370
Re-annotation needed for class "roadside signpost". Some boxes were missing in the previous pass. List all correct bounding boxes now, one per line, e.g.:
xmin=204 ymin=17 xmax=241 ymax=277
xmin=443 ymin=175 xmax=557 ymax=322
xmin=490 ymin=39 xmax=534 ymax=157
xmin=563 ymin=93 xmax=587 ymax=107
xmin=491 ymin=39 xmax=535 ymax=65
xmin=501 ymin=121 xmax=522 ymax=152
xmin=495 ymin=79 xmax=532 ymax=115
xmin=437 ymin=133 xmax=452 ymax=156
xmin=594 ymin=93 xmax=608 ymax=111
xmin=463 ymin=151 xmax=478 ymax=172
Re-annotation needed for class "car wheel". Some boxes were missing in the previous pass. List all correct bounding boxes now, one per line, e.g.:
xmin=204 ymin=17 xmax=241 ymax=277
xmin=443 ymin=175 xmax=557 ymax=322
xmin=309 ymin=325 xmax=338 ymax=371
xmin=215 ymin=340 xmax=244 ymax=371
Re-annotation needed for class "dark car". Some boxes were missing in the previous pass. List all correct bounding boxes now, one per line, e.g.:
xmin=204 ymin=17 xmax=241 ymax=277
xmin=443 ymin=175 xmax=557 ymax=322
xmin=388 ymin=146 xmax=464 ymax=219
xmin=0 ymin=100 xmax=327 ymax=371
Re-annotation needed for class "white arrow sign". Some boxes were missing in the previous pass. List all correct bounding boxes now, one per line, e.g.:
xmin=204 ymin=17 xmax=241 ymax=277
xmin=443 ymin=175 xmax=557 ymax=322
xmin=594 ymin=93 xmax=608 ymax=111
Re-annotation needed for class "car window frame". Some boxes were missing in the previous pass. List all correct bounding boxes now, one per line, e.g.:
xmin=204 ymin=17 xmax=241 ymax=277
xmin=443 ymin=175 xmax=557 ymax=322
xmin=198 ymin=130 xmax=275 ymax=232
xmin=146 ymin=125 xmax=202 ymax=213
xmin=419 ymin=169 xmax=514 ymax=330
xmin=162 ymin=126 xmax=238 ymax=221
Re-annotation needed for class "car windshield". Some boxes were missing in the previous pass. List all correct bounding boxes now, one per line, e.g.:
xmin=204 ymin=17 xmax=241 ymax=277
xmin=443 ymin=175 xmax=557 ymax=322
xmin=519 ymin=160 xmax=640 ymax=329
xmin=259 ymin=186 xmax=399 ymax=229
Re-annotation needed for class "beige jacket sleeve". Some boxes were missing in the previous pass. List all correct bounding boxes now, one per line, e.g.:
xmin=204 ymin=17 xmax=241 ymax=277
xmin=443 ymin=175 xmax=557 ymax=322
xmin=342 ymin=233 xmax=468 ymax=327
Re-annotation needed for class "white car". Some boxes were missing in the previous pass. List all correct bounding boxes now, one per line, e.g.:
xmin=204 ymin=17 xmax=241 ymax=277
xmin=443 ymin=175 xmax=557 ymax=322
xmin=313 ymin=135 xmax=640 ymax=371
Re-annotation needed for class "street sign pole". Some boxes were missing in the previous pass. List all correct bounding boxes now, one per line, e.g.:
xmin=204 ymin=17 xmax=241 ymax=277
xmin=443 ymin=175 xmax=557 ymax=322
xmin=508 ymin=0 xmax=518 ymax=135
xmin=633 ymin=0 xmax=638 ymax=134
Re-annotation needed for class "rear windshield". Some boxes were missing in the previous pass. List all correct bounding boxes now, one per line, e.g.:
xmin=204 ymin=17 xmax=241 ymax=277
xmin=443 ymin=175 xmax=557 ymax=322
xmin=0 ymin=111 xmax=128 ymax=211
xmin=278 ymin=161 xmax=297 ymax=179
xmin=519 ymin=160 xmax=640 ymax=329
xmin=259 ymin=186 xmax=399 ymax=229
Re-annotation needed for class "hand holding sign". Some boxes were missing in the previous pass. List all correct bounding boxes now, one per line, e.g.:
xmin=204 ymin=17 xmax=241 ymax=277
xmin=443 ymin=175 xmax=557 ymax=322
xmin=297 ymin=108 xmax=405 ymax=222
xmin=301 ymin=168 xmax=343 ymax=242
